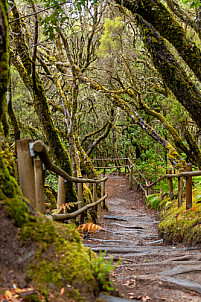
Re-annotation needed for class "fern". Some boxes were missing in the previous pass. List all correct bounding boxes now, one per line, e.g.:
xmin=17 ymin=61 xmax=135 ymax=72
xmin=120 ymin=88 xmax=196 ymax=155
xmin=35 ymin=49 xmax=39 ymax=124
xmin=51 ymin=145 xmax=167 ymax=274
xmin=59 ymin=202 xmax=79 ymax=211
xmin=77 ymin=222 xmax=103 ymax=234
xmin=150 ymin=196 xmax=160 ymax=209
xmin=91 ymin=251 xmax=121 ymax=291
xmin=146 ymin=194 xmax=160 ymax=209
xmin=175 ymin=206 xmax=197 ymax=221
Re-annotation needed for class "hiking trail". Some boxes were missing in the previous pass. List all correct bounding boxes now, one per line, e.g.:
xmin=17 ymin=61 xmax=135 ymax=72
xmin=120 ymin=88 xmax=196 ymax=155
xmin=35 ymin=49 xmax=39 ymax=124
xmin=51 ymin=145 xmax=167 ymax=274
xmin=84 ymin=175 xmax=201 ymax=302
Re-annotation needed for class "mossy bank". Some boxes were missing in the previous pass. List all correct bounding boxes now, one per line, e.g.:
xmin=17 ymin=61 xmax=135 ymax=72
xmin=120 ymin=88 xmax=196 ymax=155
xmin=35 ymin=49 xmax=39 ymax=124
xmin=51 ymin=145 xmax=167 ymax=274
xmin=158 ymin=195 xmax=201 ymax=246
xmin=1 ymin=196 xmax=107 ymax=301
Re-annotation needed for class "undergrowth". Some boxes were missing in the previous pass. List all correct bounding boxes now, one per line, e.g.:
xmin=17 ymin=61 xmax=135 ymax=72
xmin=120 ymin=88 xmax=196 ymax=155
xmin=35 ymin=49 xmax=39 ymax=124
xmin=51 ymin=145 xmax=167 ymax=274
xmin=146 ymin=175 xmax=201 ymax=245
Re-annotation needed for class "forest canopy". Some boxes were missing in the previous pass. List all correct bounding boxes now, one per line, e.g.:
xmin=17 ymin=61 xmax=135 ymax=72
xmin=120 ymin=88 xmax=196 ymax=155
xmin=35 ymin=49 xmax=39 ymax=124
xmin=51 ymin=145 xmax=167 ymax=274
xmin=2 ymin=0 xmax=201 ymax=193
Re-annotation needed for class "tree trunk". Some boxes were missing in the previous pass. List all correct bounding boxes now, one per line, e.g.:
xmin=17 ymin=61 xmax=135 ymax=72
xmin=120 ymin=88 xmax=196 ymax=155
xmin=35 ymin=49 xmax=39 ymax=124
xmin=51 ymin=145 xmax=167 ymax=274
xmin=134 ymin=14 xmax=201 ymax=130
xmin=0 ymin=0 xmax=9 ymax=128
xmin=115 ymin=0 xmax=201 ymax=82
xmin=10 ymin=2 xmax=77 ymax=202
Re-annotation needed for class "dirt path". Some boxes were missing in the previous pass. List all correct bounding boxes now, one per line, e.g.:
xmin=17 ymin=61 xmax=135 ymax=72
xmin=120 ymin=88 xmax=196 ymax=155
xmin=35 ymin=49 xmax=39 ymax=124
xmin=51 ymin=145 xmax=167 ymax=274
xmin=84 ymin=175 xmax=201 ymax=302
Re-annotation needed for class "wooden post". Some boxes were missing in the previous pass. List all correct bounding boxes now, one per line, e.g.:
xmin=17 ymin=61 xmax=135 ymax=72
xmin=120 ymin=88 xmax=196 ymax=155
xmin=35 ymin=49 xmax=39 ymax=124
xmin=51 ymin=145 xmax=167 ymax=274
xmin=124 ymin=159 xmax=127 ymax=174
xmin=146 ymin=180 xmax=151 ymax=196
xmin=186 ymin=163 xmax=192 ymax=210
xmin=78 ymin=181 xmax=84 ymax=224
xmin=93 ymin=182 xmax=97 ymax=213
xmin=57 ymin=176 xmax=65 ymax=209
xmin=159 ymin=176 xmax=163 ymax=201
xmin=34 ymin=159 xmax=45 ymax=213
xmin=178 ymin=168 xmax=183 ymax=207
xmin=101 ymin=180 xmax=106 ymax=209
xmin=129 ymin=165 xmax=133 ymax=189
xmin=168 ymin=169 xmax=173 ymax=201
xmin=16 ymin=139 xmax=36 ymax=208
xmin=103 ymin=161 xmax=106 ymax=176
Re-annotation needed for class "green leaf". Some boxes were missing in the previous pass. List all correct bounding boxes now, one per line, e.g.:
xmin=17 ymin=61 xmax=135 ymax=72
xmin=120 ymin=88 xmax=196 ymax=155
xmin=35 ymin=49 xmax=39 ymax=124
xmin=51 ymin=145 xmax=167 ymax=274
xmin=150 ymin=196 xmax=160 ymax=209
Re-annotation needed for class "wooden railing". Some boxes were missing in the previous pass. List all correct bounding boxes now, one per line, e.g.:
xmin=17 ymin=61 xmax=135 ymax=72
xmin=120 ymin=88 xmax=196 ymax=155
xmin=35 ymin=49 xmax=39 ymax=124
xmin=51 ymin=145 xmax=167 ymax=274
xmin=145 ymin=163 xmax=201 ymax=210
xmin=16 ymin=139 xmax=108 ymax=222
xmin=93 ymin=156 xmax=201 ymax=210
xmin=92 ymin=157 xmax=130 ymax=175
xmin=92 ymin=157 xmax=149 ymax=194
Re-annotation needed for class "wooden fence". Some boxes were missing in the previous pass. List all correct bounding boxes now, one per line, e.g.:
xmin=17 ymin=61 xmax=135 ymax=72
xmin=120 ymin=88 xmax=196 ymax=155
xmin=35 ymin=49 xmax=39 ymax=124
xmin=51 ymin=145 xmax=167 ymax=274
xmin=17 ymin=139 xmax=197 ymax=219
xmin=92 ymin=157 xmax=135 ymax=189
xmin=92 ymin=157 xmax=130 ymax=175
xmin=16 ymin=139 xmax=108 ymax=222
xmin=145 ymin=163 xmax=201 ymax=210
xmin=96 ymin=156 xmax=201 ymax=211
xmin=92 ymin=157 xmax=149 ymax=192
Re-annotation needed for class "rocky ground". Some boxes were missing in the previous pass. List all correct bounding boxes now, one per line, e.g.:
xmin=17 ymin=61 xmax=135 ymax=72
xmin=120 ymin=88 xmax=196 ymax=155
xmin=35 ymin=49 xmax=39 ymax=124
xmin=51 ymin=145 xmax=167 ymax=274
xmin=84 ymin=174 xmax=201 ymax=302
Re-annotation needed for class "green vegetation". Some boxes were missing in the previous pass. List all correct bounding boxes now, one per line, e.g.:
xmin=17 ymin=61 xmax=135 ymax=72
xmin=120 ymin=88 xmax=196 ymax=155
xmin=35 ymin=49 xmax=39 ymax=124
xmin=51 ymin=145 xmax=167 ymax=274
xmin=146 ymin=194 xmax=161 ymax=209
xmin=2 ymin=190 xmax=117 ymax=300
xmin=145 ymin=175 xmax=201 ymax=245
xmin=2 ymin=0 xmax=201 ymax=298
xmin=90 ymin=251 xmax=122 ymax=291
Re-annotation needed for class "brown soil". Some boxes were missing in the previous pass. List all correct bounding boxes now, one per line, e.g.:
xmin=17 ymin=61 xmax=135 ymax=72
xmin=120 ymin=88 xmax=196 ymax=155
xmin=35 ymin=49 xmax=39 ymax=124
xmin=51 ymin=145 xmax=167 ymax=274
xmin=84 ymin=174 xmax=201 ymax=302
xmin=0 ymin=204 xmax=37 ymax=298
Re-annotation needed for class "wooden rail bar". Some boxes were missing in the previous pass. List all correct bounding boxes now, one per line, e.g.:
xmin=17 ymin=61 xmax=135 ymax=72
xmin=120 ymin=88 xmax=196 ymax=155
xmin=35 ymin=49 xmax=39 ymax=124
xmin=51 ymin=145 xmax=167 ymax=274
xmin=131 ymin=163 xmax=148 ymax=183
xmin=51 ymin=194 xmax=108 ymax=221
xmin=144 ymin=162 xmax=201 ymax=211
xmin=32 ymin=140 xmax=107 ymax=184
xmin=132 ymin=173 xmax=148 ymax=197
xmin=146 ymin=170 xmax=201 ymax=189
xmin=92 ymin=157 xmax=129 ymax=161
xmin=94 ymin=165 xmax=128 ymax=169
xmin=16 ymin=139 xmax=109 ymax=221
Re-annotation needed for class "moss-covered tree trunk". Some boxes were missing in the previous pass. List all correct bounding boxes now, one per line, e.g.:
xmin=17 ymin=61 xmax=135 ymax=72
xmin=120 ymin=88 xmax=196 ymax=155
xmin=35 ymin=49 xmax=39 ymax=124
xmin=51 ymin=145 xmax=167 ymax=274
xmin=115 ymin=0 xmax=201 ymax=81
xmin=135 ymin=14 xmax=201 ymax=130
xmin=75 ymin=63 xmax=185 ymax=167
xmin=115 ymin=0 xmax=201 ymax=130
xmin=0 ymin=0 xmax=9 ymax=131
xmin=9 ymin=1 xmax=77 ymax=202
xmin=87 ymin=109 xmax=114 ymax=157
